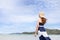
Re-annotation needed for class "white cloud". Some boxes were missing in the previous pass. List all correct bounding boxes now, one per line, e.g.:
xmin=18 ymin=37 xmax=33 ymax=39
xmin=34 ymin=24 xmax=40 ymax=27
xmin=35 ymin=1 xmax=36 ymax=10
xmin=0 ymin=15 xmax=37 ymax=24
xmin=45 ymin=11 xmax=60 ymax=24
xmin=0 ymin=0 xmax=14 ymax=9
xmin=0 ymin=0 xmax=60 ymax=33
xmin=0 ymin=0 xmax=38 ymax=33
xmin=45 ymin=0 xmax=60 ymax=9
xmin=0 ymin=0 xmax=38 ymax=24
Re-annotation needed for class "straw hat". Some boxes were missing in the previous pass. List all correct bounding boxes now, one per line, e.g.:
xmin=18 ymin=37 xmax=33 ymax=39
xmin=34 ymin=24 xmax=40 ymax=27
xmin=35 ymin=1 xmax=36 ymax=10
xmin=39 ymin=12 xmax=45 ymax=17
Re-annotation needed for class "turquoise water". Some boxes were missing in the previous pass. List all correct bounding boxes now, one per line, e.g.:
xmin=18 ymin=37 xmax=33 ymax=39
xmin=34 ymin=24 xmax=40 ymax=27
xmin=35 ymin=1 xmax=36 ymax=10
xmin=0 ymin=34 xmax=60 ymax=40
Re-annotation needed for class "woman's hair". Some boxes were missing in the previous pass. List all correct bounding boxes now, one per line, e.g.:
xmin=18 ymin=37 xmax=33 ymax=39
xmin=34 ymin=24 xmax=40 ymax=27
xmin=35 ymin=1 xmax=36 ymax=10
xmin=41 ymin=17 xmax=47 ymax=25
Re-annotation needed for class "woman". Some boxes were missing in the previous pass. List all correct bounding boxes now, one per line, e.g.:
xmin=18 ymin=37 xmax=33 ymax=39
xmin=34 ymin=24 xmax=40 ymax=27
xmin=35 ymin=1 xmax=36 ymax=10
xmin=35 ymin=12 xmax=51 ymax=40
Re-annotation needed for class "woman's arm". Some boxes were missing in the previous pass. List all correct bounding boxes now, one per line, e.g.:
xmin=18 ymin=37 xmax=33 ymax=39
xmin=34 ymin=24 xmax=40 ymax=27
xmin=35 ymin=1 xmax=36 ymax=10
xmin=35 ymin=20 xmax=39 ymax=35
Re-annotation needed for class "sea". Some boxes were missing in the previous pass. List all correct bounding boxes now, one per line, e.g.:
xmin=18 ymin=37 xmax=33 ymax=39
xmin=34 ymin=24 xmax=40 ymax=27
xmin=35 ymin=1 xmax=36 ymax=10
xmin=0 ymin=34 xmax=60 ymax=40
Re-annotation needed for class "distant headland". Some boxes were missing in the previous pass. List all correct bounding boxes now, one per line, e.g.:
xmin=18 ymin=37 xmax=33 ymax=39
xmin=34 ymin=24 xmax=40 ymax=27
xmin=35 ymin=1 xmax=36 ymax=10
xmin=10 ymin=29 xmax=60 ymax=35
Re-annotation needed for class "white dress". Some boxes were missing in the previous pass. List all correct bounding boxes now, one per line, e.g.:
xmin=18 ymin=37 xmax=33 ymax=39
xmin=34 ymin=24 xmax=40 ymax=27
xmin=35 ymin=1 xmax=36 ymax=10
xmin=38 ymin=23 xmax=51 ymax=40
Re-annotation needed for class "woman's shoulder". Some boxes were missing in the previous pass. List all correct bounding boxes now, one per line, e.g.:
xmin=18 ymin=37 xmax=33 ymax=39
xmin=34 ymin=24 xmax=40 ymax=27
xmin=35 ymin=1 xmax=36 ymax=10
xmin=38 ymin=18 xmax=42 ymax=22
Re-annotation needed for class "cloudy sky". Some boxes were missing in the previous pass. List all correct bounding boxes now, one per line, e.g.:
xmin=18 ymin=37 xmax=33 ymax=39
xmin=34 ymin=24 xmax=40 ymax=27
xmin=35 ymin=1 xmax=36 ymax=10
xmin=0 ymin=0 xmax=60 ymax=34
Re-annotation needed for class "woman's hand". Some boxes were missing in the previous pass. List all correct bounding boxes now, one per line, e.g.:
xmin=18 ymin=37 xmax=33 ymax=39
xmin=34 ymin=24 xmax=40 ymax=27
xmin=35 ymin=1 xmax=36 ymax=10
xmin=34 ymin=33 xmax=37 ymax=37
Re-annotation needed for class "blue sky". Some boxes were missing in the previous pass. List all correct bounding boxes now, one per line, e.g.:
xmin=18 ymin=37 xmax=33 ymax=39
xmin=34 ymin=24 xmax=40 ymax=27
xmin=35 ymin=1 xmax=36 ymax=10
xmin=0 ymin=0 xmax=60 ymax=33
